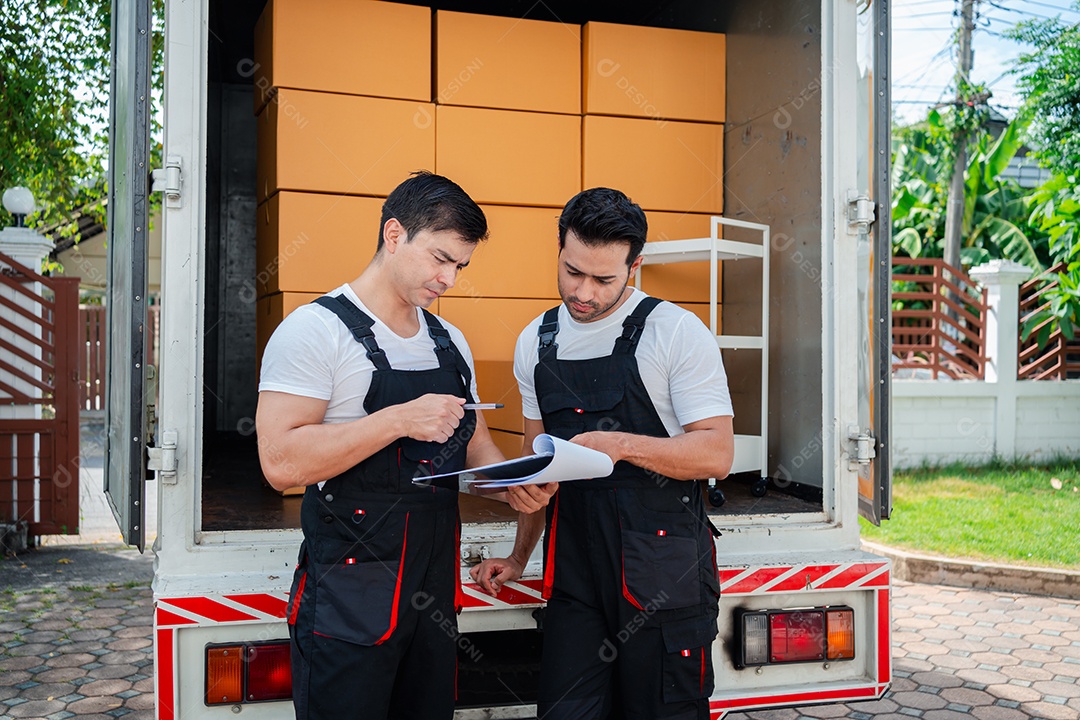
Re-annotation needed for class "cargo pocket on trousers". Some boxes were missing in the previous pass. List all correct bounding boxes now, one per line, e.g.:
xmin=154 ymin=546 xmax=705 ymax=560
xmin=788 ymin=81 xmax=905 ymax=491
xmin=311 ymin=512 xmax=409 ymax=646
xmin=661 ymin=615 xmax=718 ymax=704
xmin=621 ymin=529 xmax=701 ymax=610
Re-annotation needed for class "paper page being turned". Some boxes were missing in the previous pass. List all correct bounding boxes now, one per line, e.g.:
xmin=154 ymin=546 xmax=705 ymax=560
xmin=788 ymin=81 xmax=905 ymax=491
xmin=414 ymin=434 xmax=614 ymax=490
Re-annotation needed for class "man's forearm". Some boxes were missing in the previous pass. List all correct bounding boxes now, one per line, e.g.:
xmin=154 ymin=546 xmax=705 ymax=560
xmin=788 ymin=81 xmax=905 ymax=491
xmin=600 ymin=426 xmax=733 ymax=481
xmin=509 ymin=508 xmax=547 ymax=567
xmin=259 ymin=409 xmax=403 ymax=489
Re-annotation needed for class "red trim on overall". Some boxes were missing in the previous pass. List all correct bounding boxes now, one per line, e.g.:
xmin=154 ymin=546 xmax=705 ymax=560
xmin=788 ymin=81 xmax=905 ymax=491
xmin=287 ymin=572 xmax=307 ymax=626
xmin=374 ymin=512 xmax=410 ymax=645
xmin=156 ymin=627 xmax=175 ymax=720
xmin=621 ymin=566 xmax=645 ymax=610
xmin=541 ymin=494 xmax=560 ymax=600
xmin=454 ymin=518 xmax=465 ymax=614
xmin=617 ymin=512 xmax=644 ymax=611
xmin=700 ymin=647 xmax=707 ymax=694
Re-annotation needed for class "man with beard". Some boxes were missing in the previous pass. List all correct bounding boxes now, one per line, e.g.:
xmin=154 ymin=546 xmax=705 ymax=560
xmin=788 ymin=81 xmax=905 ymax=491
xmin=471 ymin=187 xmax=735 ymax=720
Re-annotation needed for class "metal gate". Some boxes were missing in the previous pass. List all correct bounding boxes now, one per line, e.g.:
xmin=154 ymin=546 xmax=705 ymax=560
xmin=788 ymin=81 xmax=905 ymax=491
xmin=0 ymin=250 xmax=81 ymax=537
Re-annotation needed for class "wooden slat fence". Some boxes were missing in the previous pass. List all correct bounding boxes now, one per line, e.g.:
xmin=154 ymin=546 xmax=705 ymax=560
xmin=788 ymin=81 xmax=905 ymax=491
xmin=0 ymin=251 xmax=80 ymax=536
xmin=1018 ymin=262 xmax=1080 ymax=380
xmin=78 ymin=305 xmax=159 ymax=412
xmin=891 ymin=258 xmax=989 ymax=379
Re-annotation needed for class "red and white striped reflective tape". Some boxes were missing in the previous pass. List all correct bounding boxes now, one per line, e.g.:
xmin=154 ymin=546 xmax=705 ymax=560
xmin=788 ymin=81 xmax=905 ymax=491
xmin=156 ymin=593 xmax=290 ymax=627
xmin=719 ymin=561 xmax=889 ymax=595
xmin=460 ymin=579 xmax=545 ymax=610
xmin=154 ymin=561 xmax=888 ymax=625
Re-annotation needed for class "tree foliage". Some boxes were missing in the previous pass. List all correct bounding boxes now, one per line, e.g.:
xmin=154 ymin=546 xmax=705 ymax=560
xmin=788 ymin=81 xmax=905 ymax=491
xmin=0 ymin=0 xmax=111 ymax=234
xmin=1007 ymin=14 xmax=1080 ymax=173
xmin=891 ymin=110 xmax=1044 ymax=272
xmin=1 ymin=0 xmax=163 ymax=241
xmin=1006 ymin=11 xmax=1080 ymax=344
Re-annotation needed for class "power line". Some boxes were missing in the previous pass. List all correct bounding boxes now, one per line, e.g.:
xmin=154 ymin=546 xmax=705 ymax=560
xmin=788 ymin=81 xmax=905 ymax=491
xmin=983 ymin=1 xmax=1077 ymax=22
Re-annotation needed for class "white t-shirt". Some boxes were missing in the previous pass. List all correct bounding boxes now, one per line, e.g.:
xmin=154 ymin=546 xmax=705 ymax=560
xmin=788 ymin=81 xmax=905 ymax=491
xmin=259 ymin=284 xmax=480 ymax=423
xmin=514 ymin=288 xmax=733 ymax=437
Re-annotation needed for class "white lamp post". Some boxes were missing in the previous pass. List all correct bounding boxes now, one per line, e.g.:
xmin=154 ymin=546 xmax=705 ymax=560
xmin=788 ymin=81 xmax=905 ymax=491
xmin=0 ymin=187 xmax=54 ymax=270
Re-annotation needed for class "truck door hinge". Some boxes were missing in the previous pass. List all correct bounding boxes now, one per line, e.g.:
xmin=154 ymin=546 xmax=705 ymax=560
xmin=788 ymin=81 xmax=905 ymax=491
xmin=846 ymin=425 xmax=876 ymax=470
xmin=151 ymin=155 xmax=182 ymax=208
xmin=846 ymin=190 xmax=875 ymax=231
xmin=147 ymin=430 xmax=178 ymax=485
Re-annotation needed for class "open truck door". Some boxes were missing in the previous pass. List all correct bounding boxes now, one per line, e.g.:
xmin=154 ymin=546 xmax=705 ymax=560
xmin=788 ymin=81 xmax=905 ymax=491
xmin=104 ymin=0 xmax=153 ymax=552
xmin=855 ymin=0 xmax=892 ymax=525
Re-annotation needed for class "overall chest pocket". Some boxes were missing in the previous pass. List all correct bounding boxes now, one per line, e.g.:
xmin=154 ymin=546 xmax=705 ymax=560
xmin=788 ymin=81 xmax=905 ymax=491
xmin=311 ymin=509 xmax=409 ymax=646
xmin=539 ymin=385 xmax=625 ymax=440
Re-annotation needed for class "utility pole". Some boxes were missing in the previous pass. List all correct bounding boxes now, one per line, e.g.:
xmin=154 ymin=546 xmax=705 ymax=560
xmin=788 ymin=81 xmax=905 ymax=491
xmin=943 ymin=0 xmax=978 ymax=275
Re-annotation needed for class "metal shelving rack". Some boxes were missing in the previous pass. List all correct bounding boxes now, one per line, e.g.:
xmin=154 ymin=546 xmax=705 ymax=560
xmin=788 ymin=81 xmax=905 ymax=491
xmin=635 ymin=216 xmax=771 ymax=505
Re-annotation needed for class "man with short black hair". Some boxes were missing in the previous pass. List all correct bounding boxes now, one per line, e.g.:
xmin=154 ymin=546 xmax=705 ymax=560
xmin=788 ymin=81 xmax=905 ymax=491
xmin=472 ymin=187 xmax=735 ymax=719
xmin=257 ymin=171 xmax=506 ymax=719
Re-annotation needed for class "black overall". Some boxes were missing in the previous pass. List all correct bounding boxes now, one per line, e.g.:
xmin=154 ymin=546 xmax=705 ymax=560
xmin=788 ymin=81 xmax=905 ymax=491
xmin=285 ymin=295 xmax=476 ymax=720
xmin=535 ymin=297 xmax=721 ymax=720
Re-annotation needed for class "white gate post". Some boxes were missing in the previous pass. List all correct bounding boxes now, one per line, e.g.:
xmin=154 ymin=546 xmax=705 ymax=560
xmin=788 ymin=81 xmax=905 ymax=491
xmin=0 ymin=188 xmax=55 ymax=423
xmin=969 ymin=260 xmax=1031 ymax=459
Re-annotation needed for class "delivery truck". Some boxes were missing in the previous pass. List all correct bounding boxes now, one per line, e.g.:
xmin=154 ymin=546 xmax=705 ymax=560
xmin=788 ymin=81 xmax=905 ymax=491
xmin=103 ymin=0 xmax=894 ymax=717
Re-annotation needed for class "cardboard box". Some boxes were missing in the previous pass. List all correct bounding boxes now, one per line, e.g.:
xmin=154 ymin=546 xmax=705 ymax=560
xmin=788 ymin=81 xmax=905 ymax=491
xmin=473 ymin=360 xmax=524 ymax=434
xmin=436 ymin=106 xmax=581 ymax=207
xmin=583 ymin=22 xmax=725 ymax=123
xmin=637 ymin=211 xmax=723 ymax=304
xmin=446 ymin=205 xmax=561 ymax=300
xmin=583 ymin=115 xmax=723 ymax=214
xmin=256 ymin=291 xmax=321 ymax=373
xmin=436 ymin=10 xmax=580 ymax=114
xmin=673 ymin=302 xmax=722 ymax=336
xmin=256 ymin=192 xmax=383 ymax=297
xmin=257 ymin=90 xmax=435 ymax=203
xmin=253 ymin=0 xmax=431 ymax=114
xmin=439 ymin=297 xmax=553 ymax=362
xmin=488 ymin=428 xmax=525 ymax=459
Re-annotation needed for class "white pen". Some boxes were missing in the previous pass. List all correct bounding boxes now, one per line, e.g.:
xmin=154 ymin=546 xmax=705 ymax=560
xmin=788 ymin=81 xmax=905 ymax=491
xmin=463 ymin=403 xmax=504 ymax=410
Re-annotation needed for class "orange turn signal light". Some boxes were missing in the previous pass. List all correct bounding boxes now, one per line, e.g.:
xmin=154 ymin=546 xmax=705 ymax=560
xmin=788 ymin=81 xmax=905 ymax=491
xmin=826 ymin=608 xmax=855 ymax=660
xmin=205 ymin=645 xmax=243 ymax=705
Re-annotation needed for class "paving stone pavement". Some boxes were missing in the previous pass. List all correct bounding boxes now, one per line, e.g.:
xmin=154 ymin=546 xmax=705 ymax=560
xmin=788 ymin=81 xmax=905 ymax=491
xmin=2 ymin=553 xmax=1078 ymax=720
xmin=728 ymin=580 xmax=1080 ymax=720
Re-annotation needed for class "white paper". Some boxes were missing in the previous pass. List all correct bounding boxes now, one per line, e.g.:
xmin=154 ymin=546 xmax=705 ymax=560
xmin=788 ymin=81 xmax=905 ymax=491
xmin=415 ymin=434 xmax=614 ymax=489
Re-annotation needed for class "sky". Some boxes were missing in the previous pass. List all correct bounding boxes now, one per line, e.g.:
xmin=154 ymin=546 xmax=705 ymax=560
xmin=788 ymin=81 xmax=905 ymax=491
xmin=891 ymin=0 xmax=1080 ymax=125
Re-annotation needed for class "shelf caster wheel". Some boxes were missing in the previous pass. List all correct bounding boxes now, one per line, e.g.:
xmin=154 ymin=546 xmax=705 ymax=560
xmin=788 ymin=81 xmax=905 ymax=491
xmin=751 ymin=477 xmax=769 ymax=498
xmin=708 ymin=487 xmax=726 ymax=507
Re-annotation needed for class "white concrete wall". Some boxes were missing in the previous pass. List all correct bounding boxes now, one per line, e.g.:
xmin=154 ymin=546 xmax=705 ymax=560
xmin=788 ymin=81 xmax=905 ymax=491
xmin=893 ymin=380 xmax=1080 ymax=468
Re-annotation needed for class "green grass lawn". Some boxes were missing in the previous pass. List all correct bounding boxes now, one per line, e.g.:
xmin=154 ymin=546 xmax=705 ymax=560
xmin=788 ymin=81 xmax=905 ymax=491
xmin=859 ymin=460 xmax=1080 ymax=569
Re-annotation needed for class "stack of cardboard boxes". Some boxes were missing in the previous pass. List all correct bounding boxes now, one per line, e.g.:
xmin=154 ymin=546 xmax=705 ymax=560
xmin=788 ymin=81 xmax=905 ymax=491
xmin=253 ymin=0 xmax=726 ymax=454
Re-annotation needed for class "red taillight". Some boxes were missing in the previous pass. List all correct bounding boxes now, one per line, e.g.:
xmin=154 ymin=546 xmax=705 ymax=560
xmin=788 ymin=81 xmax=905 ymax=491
xmin=246 ymin=643 xmax=293 ymax=702
xmin=735 ymin=606 xmax=855 ymax=668
xmin=769 ymin=611 xmax=825 ymax=663
xmin=205 ymin=641 xmax=292 ymax=706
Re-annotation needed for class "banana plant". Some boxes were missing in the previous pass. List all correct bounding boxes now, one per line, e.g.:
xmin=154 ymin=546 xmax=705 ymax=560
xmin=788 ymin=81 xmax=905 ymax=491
xmin=891 ymin=111 xmax=1046 ymax=272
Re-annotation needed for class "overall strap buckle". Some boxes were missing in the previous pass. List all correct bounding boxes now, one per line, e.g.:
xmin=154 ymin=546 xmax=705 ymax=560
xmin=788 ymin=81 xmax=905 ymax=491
xmin=614 ymin=296 xmax=664 ymax=355
xmin=313 ymin=295 xmax=391 ymax=370
xmin=421 ymin=309 xmax=475 ymax=402
xmin=537 ymin=306 xmax=561 ymax=359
